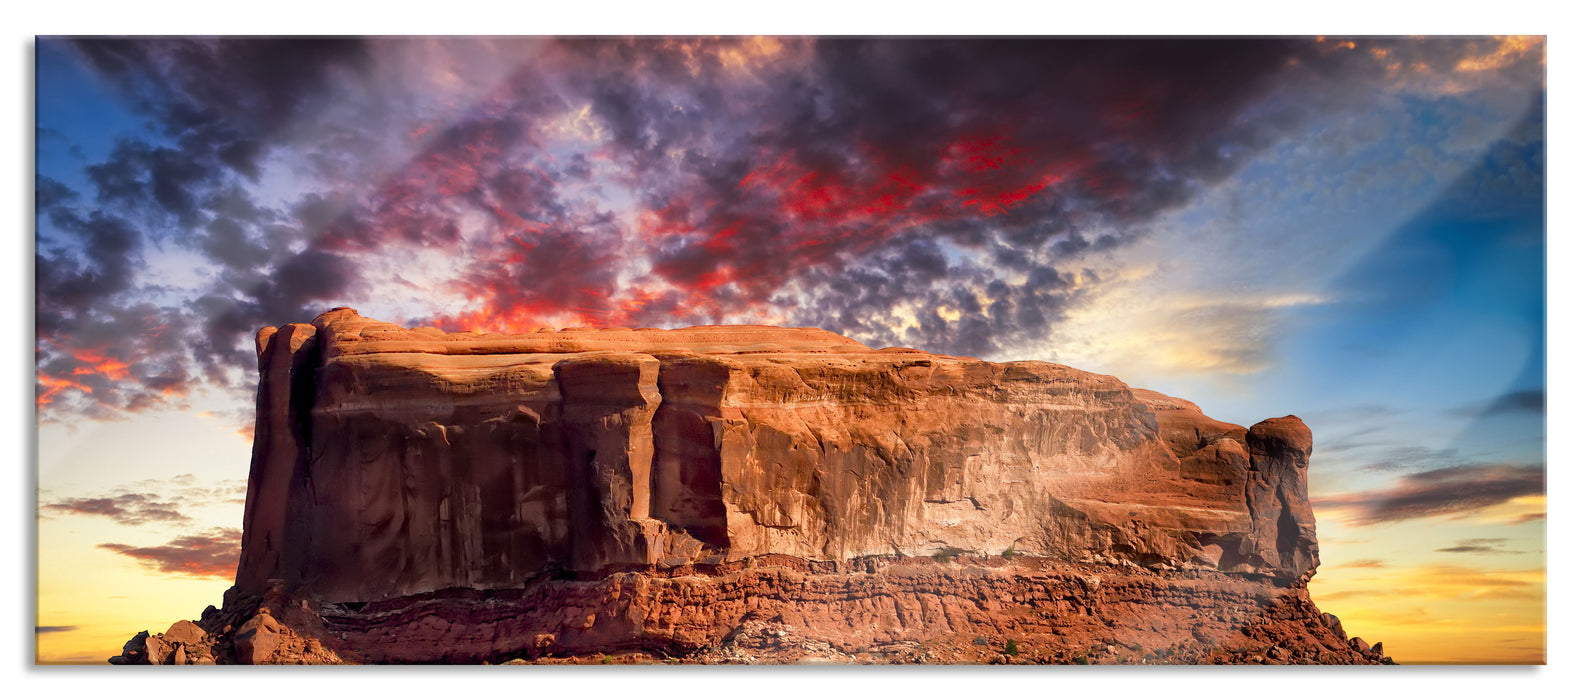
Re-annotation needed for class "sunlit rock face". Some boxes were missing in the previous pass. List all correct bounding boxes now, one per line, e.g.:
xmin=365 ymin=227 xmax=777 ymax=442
xmin=235 ymin=308 xmax=1318 ymax=604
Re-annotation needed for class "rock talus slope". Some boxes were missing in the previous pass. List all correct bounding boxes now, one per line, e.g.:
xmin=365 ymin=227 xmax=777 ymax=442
xmin=115 ymin=309 xmax=1382 ymax=665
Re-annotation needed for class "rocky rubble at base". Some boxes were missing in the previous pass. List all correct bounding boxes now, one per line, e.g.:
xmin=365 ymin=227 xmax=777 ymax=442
xmin=111 ymin=582 xmax=347 ymax=665
xmin=114 ymin=556 xmax=1388 ymax=666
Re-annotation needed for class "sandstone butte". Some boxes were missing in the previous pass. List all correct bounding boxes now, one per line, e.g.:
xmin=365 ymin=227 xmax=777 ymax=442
xmin=112 ymin=308 xmax=1391 ymax=666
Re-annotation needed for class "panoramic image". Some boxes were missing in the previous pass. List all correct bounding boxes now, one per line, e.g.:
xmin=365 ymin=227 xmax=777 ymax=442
xmin=34 ymin=36 xmax=1544 ymax=666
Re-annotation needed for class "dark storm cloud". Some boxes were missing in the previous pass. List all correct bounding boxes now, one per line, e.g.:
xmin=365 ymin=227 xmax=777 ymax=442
xmin=98 ymin=527 xmax=242 ymax=579
xmin=780 ymin=39 xmax=1304 ymax=218
xmin=33 ymin=37 xmax=1327 ymax=415
xmin=311 ymin=111 xmax=552 ymax=255
xmin=1313 ymin=463 xmax=1545 ymax=525
xmin=514 ymin=38 xmax=1359 ymax=355
xmin=70 ymin=38 xmax=371 ymax=172
xmin=86 ymin=138 xmax=224 ymax=227
xmin=179 ymin=247 xmax=361 ymax=385
xmin=37 ymin=39 xmax=376 ymax=416
xmin=34 ymin=173 xmax=201 ymax=413
xmin=311 ymin=94 xmax=620 ymax=329
xmin=35 ymin=174 xmax=77 ymax=210
xmin=35 ymin=209 xmax=139 ymax=325
xmin=39 ymin=37 xmax=1542 ymax=419
xmin=34 ymin=176 xmax=138 ymax=321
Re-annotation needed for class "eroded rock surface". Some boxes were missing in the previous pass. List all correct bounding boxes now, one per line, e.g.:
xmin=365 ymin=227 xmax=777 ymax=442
xmin=236 ymin=309 xmax=1319 ymax=603
xmin=116 ymin=308 xmax=1375 ymax=665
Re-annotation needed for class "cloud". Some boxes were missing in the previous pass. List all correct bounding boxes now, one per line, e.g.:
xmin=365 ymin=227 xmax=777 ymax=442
xmin=35 ymin=39 xmax=376 ymax=418
xmin=1053 ymin=288 xmax=1334 ymax=377
xmin=1453 ymin=388 xmax=1545 ymax=418
xmin=35 ymin=625 xmax=78 ymax=634
xmin=1312 ymin=588 xmax=1384 ymax=602
xmin=1312 ymin=463 xmax=1545 ymax=525
xmin=1436 ymin=537 xmax=1524 ymax=555
xmin=1395 ymin=565 xmax=1544 ymax=601
xmin=1329 ymin=559 xmax=1388 ymax=569
xmin=41 ymin=493 xmax=189 ymax=526
xmin=41 ymin=476 xmax=247 ymax=526
xmin=1360 ymin=446 xmax=1464 ymax=472
xmin=1306 ymin=403 xmax=1403 ymax=423
xmin=1316 ymin=564 xmax=1544 ymax=604
xmin=34 ymin=37 xmax=1548 ymax=421
xmin=98 ymin=527 xmax=242 ymax=579
xmin=69 ymin=37 xmax=372 ymax=176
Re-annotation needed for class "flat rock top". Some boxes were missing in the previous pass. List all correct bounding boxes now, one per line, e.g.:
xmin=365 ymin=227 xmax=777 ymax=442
xmin=296 ymin=307 xmax=906 ymax=359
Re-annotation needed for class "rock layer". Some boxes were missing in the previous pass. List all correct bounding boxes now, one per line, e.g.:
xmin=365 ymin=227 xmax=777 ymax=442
xmin=119 ymin=308 xmax=1371 ymax=664
xmin=235 ymin=309 xmax=1318 ymax=605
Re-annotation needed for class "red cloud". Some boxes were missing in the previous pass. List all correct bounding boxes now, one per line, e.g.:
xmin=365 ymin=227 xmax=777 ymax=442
xmin=98 ymin=528 xmax=242 ymax=579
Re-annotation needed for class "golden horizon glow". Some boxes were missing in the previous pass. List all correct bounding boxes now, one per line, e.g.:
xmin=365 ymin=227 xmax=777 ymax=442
xmin=36 ymin=515 xmax=234 ymax=664
xmin=1308 ymin=505 xmax=1546 ymax=664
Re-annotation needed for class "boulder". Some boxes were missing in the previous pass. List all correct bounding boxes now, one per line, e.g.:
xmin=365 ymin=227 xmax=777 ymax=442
xmin=1320 ymin=612 xmax=1346 ymax=640
xmin=1350 ymin=637 xmax=1371 ymax=654
xmin=119 ymin=631 xmax=149 ymax=664
xmin=233 ymin=612 xmax=282 ymax=665
xmin=144 ymin=635 xmax=171 ymax=665
xmin=164 ymin=620 xmax=206 ymax=646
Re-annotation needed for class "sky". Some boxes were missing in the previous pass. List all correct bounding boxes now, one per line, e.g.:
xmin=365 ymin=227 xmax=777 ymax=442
xmin=30 ymin=35 xmax=1547 ymax=665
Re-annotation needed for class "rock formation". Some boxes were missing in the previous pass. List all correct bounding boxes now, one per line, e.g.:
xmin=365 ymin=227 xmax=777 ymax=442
xmin=113 ymin=308 xmax=1384 ymax=665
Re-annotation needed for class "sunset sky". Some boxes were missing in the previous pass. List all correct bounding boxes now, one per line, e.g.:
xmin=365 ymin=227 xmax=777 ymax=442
xmin=32 ymin=34 xmax=1547 ymax=665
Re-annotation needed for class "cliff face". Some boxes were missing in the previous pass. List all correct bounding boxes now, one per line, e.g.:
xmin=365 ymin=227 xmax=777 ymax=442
xmin=236 ymin=308 xmax=1318 ymax=604
xmin=116 ymin=308 xmax=1380 ymax=665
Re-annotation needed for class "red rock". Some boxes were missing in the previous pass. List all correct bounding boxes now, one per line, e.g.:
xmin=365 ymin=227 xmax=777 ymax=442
xmin=144 ymin=635 xmax=171 ymax=665
xmin=1320 ymin=612 xmax=1346 ymax=639
xmin=234 ymin=612 xmax=282 ymax=665
xmin=1243 ymin=417 xmax=1320 ymax=579
xmin=117 ymin=309 xmax=1379 ymax=665
xmin=164 ymin=620 xmax=205 ymax=646
xmin=1350 ymin=637 xmax=1371 ymax=654
xmin=234 ymin=310 xmax=1321 ymax=603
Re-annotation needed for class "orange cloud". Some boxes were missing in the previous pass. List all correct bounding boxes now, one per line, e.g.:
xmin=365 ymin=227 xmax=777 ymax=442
xmin=67 ymin=349 xmax=131 ymax=381
xmin=98 ymin=527 xmax=242 ymax=579
xmin=36 ymin=373 xmax=93 ymax=406
xmin=1456 ymin=36 xmax=1545 ymax=73
xmin=1399 ymin=565 xmax=1544 ymax=601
